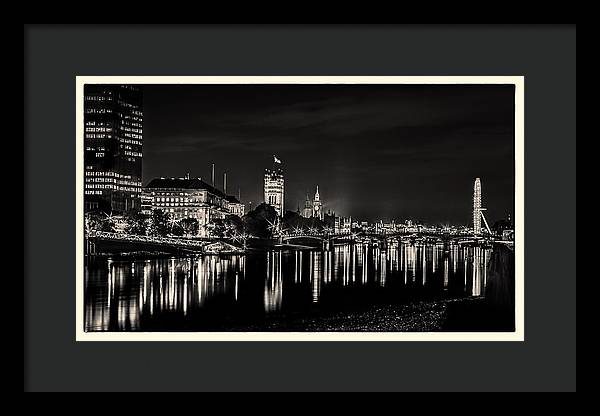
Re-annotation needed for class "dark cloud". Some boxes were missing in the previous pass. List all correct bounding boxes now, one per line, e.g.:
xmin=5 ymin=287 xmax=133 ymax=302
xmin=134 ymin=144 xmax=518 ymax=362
xmin=142 ymin=84 xmax=514 ymax=225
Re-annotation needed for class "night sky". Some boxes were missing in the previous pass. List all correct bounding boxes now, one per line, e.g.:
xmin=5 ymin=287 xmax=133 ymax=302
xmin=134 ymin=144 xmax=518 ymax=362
xmin=141 ymin=84 xmax=515 ymax=225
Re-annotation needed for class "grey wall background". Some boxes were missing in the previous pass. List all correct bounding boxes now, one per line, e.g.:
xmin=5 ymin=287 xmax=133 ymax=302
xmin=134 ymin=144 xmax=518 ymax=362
xmin=24 ymin=25 xmax=576 ymax=392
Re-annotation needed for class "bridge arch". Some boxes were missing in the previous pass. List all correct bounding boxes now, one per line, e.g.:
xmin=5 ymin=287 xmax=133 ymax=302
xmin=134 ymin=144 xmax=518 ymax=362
xmin=281 ymin=234 xmax=326 ymax=242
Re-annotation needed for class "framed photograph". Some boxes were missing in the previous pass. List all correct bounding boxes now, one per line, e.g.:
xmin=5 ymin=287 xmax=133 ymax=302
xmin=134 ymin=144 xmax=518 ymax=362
xmin=76 ymin=76 xmax=524 ymax=342
xmin=25 ymin=25 xmax=576 ymax=392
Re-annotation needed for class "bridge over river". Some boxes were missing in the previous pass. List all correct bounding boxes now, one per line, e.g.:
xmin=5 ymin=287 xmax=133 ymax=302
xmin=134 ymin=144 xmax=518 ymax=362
xmin=277 ymin=230 xmax=511 ymax=250
xmin=86 ymin=229 xmax=511 ymax=256
xmin=85 ymin=231 xmax=244 ymax=255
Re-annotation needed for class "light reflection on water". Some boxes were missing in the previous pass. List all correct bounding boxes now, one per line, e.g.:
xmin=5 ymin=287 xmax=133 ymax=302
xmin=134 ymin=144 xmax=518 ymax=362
xmin=85 ymin=242 xmax=491 ymax=332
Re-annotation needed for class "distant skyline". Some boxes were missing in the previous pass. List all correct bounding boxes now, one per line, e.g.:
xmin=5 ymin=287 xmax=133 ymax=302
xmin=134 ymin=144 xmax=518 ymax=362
xmin=141 ymin=84 xmax=515 ymax=224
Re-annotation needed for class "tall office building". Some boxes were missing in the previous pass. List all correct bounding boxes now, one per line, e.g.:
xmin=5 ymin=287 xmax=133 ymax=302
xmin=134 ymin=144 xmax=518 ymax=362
xmin=84 ymin=85 xmax=143 ymax=213
xmin=264 ymin=168 xmax=285 ymax=216
xmin=473 ymin=177 xmax=482 ymax=235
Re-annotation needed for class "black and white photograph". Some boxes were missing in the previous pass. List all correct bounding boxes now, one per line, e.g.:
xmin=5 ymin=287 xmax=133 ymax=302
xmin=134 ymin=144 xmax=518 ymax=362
xmin=77 ymin=77 xmax=523 ymax=340
xmin=26 ymin=24 xmax=576 ymax=392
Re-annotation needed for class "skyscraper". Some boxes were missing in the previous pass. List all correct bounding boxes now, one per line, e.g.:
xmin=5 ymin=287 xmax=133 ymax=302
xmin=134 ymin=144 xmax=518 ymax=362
xmin=473 ymin=177 xmax=482 ymax=235
xmin=264 ymin=167 xmax=285 ymax=216
xmin=84 ymin=85 xmax=143 ymax=213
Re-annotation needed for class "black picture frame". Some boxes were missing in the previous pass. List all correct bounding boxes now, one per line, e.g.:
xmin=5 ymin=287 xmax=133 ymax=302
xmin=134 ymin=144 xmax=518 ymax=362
xmin=24 ymin=24 xmax=576 ymax=392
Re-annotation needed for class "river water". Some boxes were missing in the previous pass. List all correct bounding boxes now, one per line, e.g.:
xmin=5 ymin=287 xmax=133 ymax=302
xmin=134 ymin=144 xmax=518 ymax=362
xmin=84 ymin=242 xmax=492 ymax=332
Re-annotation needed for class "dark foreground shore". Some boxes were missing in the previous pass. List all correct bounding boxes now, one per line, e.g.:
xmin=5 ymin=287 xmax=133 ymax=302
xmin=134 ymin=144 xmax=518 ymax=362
xmin=231 ymin=296 xmax=512 ymax=332
xmin=89 ymin=295 xmax=513 ymax=333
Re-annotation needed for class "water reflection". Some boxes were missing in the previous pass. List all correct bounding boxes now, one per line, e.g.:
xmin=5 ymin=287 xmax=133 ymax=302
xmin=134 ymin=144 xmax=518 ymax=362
xmin=85 ymin=241 xmax=492 ymax=332
xmin=265 ymin=252 xmax=283 ymax=312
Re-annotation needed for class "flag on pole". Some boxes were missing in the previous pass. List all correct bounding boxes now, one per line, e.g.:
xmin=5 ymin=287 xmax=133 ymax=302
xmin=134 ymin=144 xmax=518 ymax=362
xmin=273 ymin=155 xmax=282 ymax=164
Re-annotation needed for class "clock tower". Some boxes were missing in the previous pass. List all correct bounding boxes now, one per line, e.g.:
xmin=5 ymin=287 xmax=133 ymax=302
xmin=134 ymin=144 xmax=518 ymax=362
xmin=312 ymin=186 xmax=323 ymax=220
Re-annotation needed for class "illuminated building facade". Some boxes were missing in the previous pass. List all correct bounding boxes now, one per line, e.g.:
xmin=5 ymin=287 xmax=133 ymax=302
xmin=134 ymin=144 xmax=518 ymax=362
xmin=473 ymin=177 xmax=482 ymax=235
xmin=140 ymin=193 xmax=153 ymax=216
xmin=324 ymin=211 xmax=351 ymax=235
xmin=375 ymin=220 xmax=403 ymax=234
xmin=225 ymin=195 xmax=245 ymax=217
xmin=264 ymin=168 xmax=285 ymax=216
xmin=84 ymin=85 xmax=143 ymax=213
xmin=144 ymin=177 xmax=242 ymax=237
xmin=335 ymin=216 xmax=352 ymax=234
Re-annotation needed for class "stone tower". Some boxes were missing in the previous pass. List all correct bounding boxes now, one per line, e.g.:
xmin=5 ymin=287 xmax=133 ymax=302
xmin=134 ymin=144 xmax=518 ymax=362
xmin=312 ymin=185 xmax=323 ymax=220
xmin=302 ymin=193 xmax=313 ymax=218
xmin=264 ymin=168 xmax=284 ymax=216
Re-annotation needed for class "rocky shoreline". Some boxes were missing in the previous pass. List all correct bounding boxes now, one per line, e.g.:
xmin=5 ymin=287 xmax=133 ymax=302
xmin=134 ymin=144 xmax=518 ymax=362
xmin=234 ymin=297 xmax=482 ymax=332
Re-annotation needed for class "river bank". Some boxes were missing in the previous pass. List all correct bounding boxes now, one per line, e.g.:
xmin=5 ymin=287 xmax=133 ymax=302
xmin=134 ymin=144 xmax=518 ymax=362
xmin=245 ymin=298 xmax=455 ymax=332
xmin=170 ymin=297 xmax=498 ymax=332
